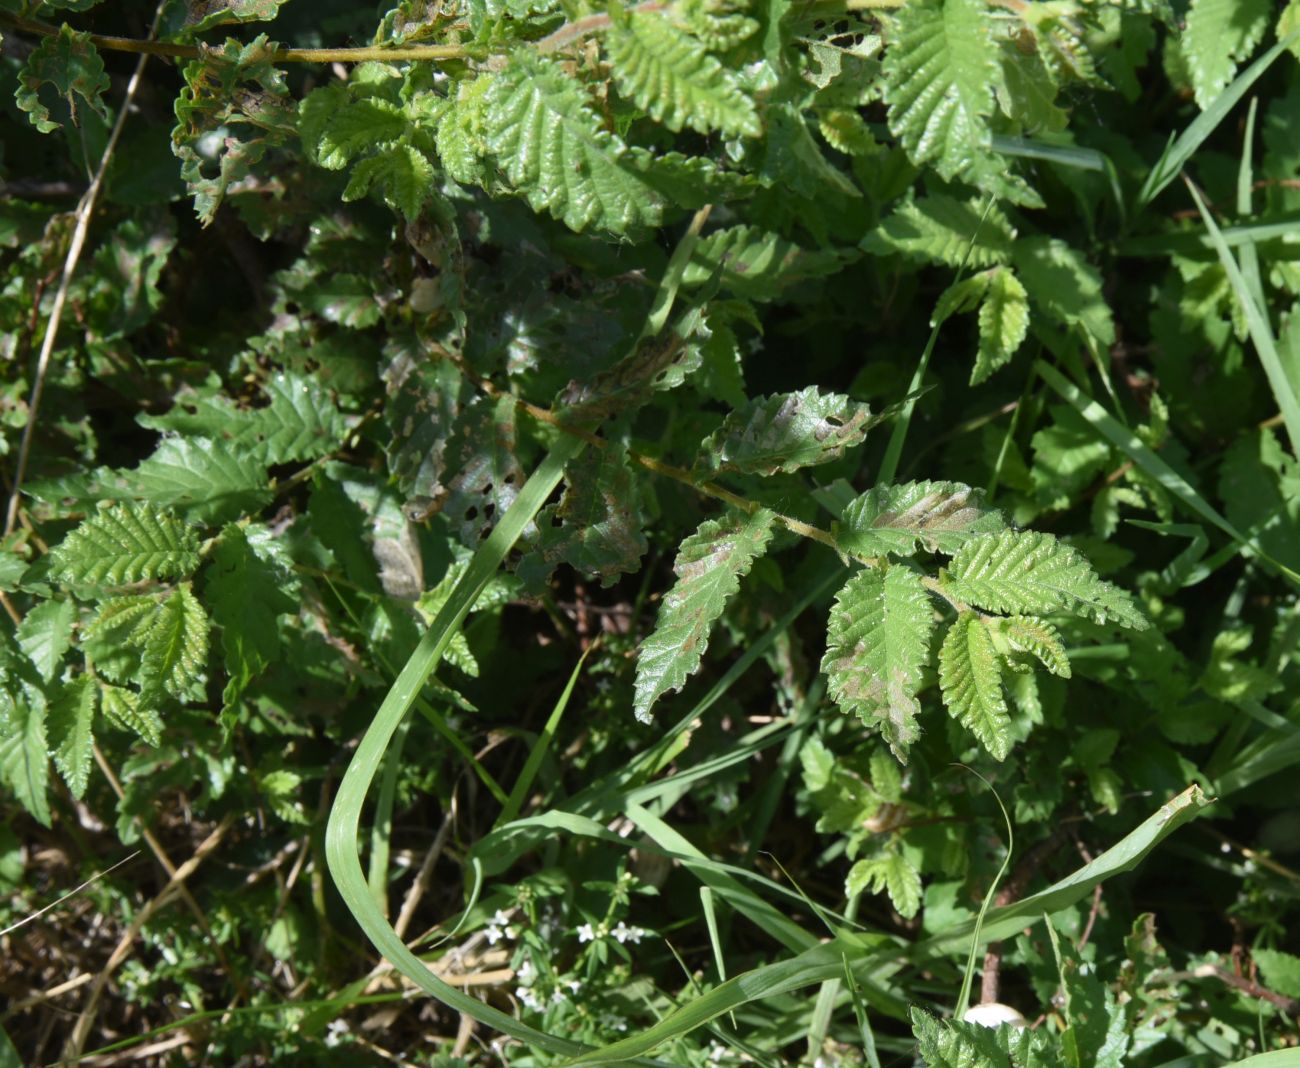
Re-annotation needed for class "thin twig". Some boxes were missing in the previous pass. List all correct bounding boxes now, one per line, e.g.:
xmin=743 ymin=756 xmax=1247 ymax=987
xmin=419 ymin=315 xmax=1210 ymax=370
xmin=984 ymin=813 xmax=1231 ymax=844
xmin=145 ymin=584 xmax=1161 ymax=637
xmin=0 ymin=851 xmax=140 ymax=939
xmin=3 ymin=15 xmax=154 ymax=535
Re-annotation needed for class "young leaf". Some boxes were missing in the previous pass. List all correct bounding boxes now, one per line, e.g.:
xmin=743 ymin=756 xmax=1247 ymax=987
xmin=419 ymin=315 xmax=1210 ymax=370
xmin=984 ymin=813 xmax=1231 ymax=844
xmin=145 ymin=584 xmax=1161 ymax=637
xmin=911 ymin=1007 xmax=1060 ymax=1067
xmin=137 ymin=372 xmax=347 ymax=465
xmin=700 ymin=387 xmax=880 ymax=476
xmin=822 ymin=565 xmax=934 ymax=759
xmin=634 ymin=508 xmax=775 ymax=722
xmin=846 ymin=851 xmax=922 ymax=918
xmin=1252 ymin=947 xmax=1300 ymax=999
xmin=82 ymin=596 xmax=155 ymax=684
xmin=205 ymin=524 xmax=299 ymax=706
xmin=99 ymin=681 xmax=161 ymax=747
xmin=1012 ymin=237 xmax=1114 ymax=348
xmin=16 ymin=599 xmax=75 ymax=683
xmin=991 ymin=615 xmax=1072 ymax=678
xmin=682 ymin=226 xmax=848 ymax=302
xmin=483 ymin=51 xmax=665 ymax=234
xmin=49 ymin=503 xmax=201 ymax=586
xmin=604 ymin=11 xmax=759 ymax=137
xmin=300 ymin=92 xmax=407 ymax=170
xmin=48 ymin=675 xmax=96 ymax=799
xmin=973 ymin=267 xmax=1030 ymax=384
xmin=519 ymin=446 xmax=648 ymax=589
xmin=138 ymin=585 xmax=210 ymax=708
xmin=938 ymin=613 xmax=1012 ymax=760
xmin=863 ymin=195 xmax=1015 ymax=268
xmin=342 ymin=143 xmax=436 ymax=221
xmin=15 ymin=24 xmax=111 ymax=133
xmin=838 ymin=480 xmax=1005 ymax=559
xmin=1183 ymin=0 xmax=1271 ymax=109
xmin=881 ymin=0 xmax=999 ymax=183
xmin=0 ymin=690 xmax=50 ymax=826
xmin=943 ymin=530 xmax=1148 ymax=629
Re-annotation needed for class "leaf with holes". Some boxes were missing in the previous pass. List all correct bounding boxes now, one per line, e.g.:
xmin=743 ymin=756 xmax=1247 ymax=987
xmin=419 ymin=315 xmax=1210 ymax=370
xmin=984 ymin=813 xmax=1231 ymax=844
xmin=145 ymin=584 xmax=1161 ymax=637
xmin=483 ymin=51 xmax=664 ymax=234
xmin=838 ymin=481 xmax=1005 ymax=559
xmin=15 ymin=24 xmax=110 ymax=133
xmin=635 ymin=508 xmax=775 ymax=722
xmin=943 ymin=530 xmax=1148 ymax=629
xmin=605 ymin=10 xmax=759 ymax=137
xmin=442 ymin=395 xmax=525 ymax=547
xmin=48 ymin=676 xmax=96 ymax=799
xmin=50 ymin=503 xmax=201 ymax=586
xmin=701 ymin=387 xmax=881 ymax=476
xmin=519 ymin=446 xmax=648 ymax=589
xmin=939 ymin=613 xmax=1012 ymax=760
xmin=822 ymin=565 xmax=935 ymax=759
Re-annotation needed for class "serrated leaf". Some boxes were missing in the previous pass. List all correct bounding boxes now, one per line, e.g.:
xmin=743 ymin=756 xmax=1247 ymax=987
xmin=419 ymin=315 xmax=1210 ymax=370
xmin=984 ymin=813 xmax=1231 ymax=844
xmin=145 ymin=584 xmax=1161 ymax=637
xmin=1012 ymin=236 xmax=1114 ymax=347
xmin=838 ymin=480 xmax=1006 ymax=559
xmin=911 ymin=1007 xmax=1060 ymax=1067
xmin=701 ymin=387 xmax=880 ymax=476
xmin=822 ymin=566 xmax=934 ymax=759
xmin=139 ymin=585 xmax=209 ymax=707
xmin=82 ymin=596 xmax=156 ymax=684
xmin=882 ymin=0 xmax=999 ymax=182
xmin=15 ymin=598 xmax=75 ymax=684
xmin=846 ymin=851 xmax=922 ymax=918
xmin=634 ymin=508 xmax=775 ymax=722
xmin=938 ymin=613 xmax=1012 ymax=760
xmin=993 ymin=615 xmax=1071 ymax=678
xmin=138 ymin=372 xmax=346 ymax=466
xmin=48 ymin=675 xmax=96 ymax=799
xmin=682 ymin=226 xmax=848 ymax=302
xmin=483 ymin=51 xmax=664 ymax=234
xmin=205 ymin=524 xmax=299 ymax=706
xmin=132 ymin=438 xmax=271 ymax=525
xmin=605 ymin=11 xmax=759 ymax=137
xmin=973 ymin=267 xmax=1029 ymax=384
xmin=99 ymin=681 xmax=161 ymax=747
xmin=301 ymin=93 xmax=407 ymax=169
xmin=1183 ymin=0 xmax=1271 ymax=109
xmin=1253 ymin=947 xmax=1300 ymax=999
xmin=519 ymin=446 xmax=648 ymax=589
xmin=864 ymin=195 xmax=1015 ymax=267
xmin=342 ymin=142 xmax=435 ymax=221
xmin=944 ymin=530 xmax=1148 ymax=629
xmin=15 ymin=24 xmax=110 ymax=134
xmin=182 ymin=0 xmax=291 ymax=34
xmin=0 ymin=688 xmax=50 ymax=826
xmin=50 ymin=503 xmax=201 ymax=586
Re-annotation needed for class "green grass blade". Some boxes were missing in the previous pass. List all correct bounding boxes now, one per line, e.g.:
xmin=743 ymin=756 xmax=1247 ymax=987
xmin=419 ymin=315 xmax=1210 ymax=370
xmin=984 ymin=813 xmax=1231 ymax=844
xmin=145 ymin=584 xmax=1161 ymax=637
xmin=1186 ymin=178 xmax=1300 ymax=457
xmin=1221 ymin=1051 xmax=1300 ymax=1067
xmin=324 ymin=432 xmax=590 ymax=1058
xmin=367 ymin=712 xmax=411 ymax=915
xmin=494 ymin=644 xmax=591 ymax=829
xmin=1138 ymin=35 xmax=1296 ymax=208
xmin=953 ymin=766 xmax=1013 ymax=1021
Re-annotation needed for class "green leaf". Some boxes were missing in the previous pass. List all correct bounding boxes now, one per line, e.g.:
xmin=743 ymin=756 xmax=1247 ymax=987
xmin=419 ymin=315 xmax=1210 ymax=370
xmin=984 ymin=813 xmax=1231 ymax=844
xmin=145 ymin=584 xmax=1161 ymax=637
xmin=973 ymin=267 xmax=1030 ymax=384
xmin=991 ymin=615 xmax=1072 ymax=678
xmin=682 ymin=225 xmax=848 ymax=302
xmin=130 ymin=438 xmax=271 ymax=525
xmin=838 ymin=480 xmax=1006 ymax=559
xmin=48 ymin=675 xmax=96 ymax=799
xmin=82 ymin=596 xmax=156 ymax=684
xmin=911 ymin=1007 xmax=1060 ymax=1067
xmin=137 ymin=372 xmax=347 ymax=465
xmin=863 ymin=195 xmax=1015 ymax=267
xmin=15 ymin=598 xmax=75 ymax=683
xmin=938 ymin=613 xmax=1012 ymax=760
xmin=822 ymin=566 xmax=934 ymax=759
xmin=0 ymin=689 xmax=50 ymax=826
xmin=634 ymin=508 xmax=775 ymax=722
xmin=483 ymin=51 xmax=665 ymax=234
xmin=1183 ymin=0 xmax=1271 ymax=109
xmin=605 ymin=10 xmax=759 ymax=137
xmin=846 ymin=851 xmax=922 ymax=918
xmin=99 ymin=681 xmax=161 ymax=747
xmin=943 ymin=530 xmax=1148 ymax=629
xmin=138 ymin=585 xmax=210 ymax=708
xmin=700 ymin=387 xmax=881 ymax=476
xmin=1253 ymin=947 xmax=1300 ymax=999
xmin=881 ymin=0 xmax=999 ymax=183
xmin=300 ymin=92 xmax=407 ymax=169
xmin=519 ymin=446 xmax=648 ymax=589
xmin=181 ymin=0 xmax=291 ymax=34
xmin=342 ymin=142 xmax=435 ymax=221
xmin=442 ymin=395 xmax=525 ymax=547
xmin=205 ymin=524 xmax=299 ymax=706
xmin=1012 ymin=236 xmax=1114 ymax=348
xmin=15 ymin=24 xmax=110 ymax=134
xmin=49 ymin=503 xmax=201 ymax=586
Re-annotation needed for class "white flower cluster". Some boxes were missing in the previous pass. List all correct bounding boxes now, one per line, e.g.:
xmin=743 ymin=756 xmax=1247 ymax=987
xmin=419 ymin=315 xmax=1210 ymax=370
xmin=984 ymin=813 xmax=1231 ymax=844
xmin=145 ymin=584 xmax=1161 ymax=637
xmin=485 ymin=908 xmax=518 ymax=946
xmin=513 ymin=955 xmax=581 ymax=1014
xmin=576 ymin=920 xmax=648 ymax=944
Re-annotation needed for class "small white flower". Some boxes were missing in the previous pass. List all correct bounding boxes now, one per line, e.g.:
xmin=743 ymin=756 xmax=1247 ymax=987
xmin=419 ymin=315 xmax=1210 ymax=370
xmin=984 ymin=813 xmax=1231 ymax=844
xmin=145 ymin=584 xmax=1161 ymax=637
xmin=485 ymin=924 xmax=506 ymax=945
xmin=325 ymin=1019 xmax=350 ymax=1048
xmin=492 ymin=909 xmax=513 ymax=927
xmin=517 ymin=986 xmax=545 ymax=1012
xmin=516 ymin=959 xmax=536 ymax=984
xmin=577 ymin=923 xmax=597 ymax=943
xmin=566 ymin=979 xmax=581 ymax=993
xmin=611 ymin=922 xmax=646 ymax=944
xmin=551 ymin=988 xmax=568 ymax=1006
